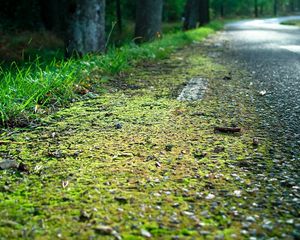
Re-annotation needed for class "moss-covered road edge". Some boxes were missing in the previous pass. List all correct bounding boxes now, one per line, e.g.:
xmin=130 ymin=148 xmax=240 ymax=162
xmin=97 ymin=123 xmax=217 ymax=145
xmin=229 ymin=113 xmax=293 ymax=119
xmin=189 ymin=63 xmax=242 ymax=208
xmin=0 ymin=34 xmax=298 ymax=239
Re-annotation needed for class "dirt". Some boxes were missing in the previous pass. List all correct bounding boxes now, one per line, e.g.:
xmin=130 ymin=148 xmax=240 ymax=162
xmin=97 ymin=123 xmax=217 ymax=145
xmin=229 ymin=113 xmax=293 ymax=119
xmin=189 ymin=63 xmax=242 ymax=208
xmin=0 ymin=39 xmax=298 ymax=239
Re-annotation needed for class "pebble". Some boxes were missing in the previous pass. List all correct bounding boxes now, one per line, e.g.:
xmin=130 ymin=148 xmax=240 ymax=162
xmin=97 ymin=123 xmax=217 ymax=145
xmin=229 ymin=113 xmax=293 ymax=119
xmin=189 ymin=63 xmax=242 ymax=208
xmin=214 ymin=234 xmax=225 ymax=240
xmin=205 ymin=193 xmax=215 ymax=200
xmin=200 ymin=231 xmax=210 ymax=235
xmin=141 ymin=229 xmax=152 ymax=238
xmin=246 ymin=216 xmax=256 ymax=222
xmin=94 ymin=225 xmax=113 ymax=235
xmin=115 ymin=123 xmax=123 ymax=129
xmin=182 ymin=211 xmax=194 ymax=217
xmin=0 ymin=159 xmax=18 ymax=170
xmin=233 ymin=190 xmax=242 ymax=197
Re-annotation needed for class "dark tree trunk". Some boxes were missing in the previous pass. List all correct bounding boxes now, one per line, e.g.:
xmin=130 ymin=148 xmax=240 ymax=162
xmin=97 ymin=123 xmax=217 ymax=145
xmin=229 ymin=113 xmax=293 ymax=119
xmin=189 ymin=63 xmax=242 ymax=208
xmin=135 ymin=0 xmax=163 ymax=42
xmin=199 ymin=0 xmax=210 ymax=26
xmin=183 ymin=0 xmax=200 ymax=30
xmin=116 ymin=0 xmax=122 ymax=32
xmin=254 ymin=0 xmax=258 ymax=17
xmin=289 ymin=0 xmax=295 ymax=12
xmin=220 ymin=2 xmax=225 ymax=18
xmin=65 ymin=0 xmax=105 ymax=57
xmin=259 ymin=4 xmax=264 ymax=15
xmin=274 ymin=0 xmax=278 ymax=16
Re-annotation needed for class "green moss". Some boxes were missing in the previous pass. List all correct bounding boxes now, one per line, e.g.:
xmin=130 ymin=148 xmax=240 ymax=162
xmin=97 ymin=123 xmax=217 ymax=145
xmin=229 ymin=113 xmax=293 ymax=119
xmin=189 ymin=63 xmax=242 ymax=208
xmin=0 ymin=33 xmax=290 ymax=239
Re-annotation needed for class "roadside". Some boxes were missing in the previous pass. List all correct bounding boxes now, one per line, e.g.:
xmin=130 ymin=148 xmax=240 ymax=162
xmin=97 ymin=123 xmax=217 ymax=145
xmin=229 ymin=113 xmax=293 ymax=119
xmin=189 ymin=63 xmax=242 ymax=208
xmin=0 ymin=22 xmax=221 ymax=127
xmin=0 ymin=32 xmax=298 ymax=239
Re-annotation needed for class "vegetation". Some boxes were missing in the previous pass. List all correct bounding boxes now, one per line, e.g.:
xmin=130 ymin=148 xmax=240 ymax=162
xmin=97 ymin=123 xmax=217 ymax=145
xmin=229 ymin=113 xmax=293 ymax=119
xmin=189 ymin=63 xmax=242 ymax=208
xmin=281 ymin=19 xmax=300 ymax=26
xmin=1 ymin=34 xmax=288 ymax=239
xmin=0 ymin=0 xmax=298 ymax=126
xmin=0 ymin=22 xmax=222 ymax=126
xmin=0 ymin=1 xmax=299 ymax=239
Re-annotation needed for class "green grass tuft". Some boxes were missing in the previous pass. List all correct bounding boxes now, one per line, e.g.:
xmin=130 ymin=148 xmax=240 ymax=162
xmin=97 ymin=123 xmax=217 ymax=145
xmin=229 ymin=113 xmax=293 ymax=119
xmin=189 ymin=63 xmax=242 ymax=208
xmin=0 ymin=21 xmax=223 ymax=126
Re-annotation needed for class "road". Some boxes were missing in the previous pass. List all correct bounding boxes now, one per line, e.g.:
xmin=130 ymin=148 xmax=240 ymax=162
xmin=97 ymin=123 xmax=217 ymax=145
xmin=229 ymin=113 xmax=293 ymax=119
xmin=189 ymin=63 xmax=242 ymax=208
xmin=211 ymin=17 xmax=300 ymax=238
xmin=221 ymin=16 xmax=300 ymax=157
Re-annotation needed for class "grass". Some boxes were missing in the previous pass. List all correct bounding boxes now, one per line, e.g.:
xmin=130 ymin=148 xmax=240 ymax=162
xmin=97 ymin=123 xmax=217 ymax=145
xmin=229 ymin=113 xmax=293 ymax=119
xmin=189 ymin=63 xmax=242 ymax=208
xmin=280 ymin=20 xmax=300 ymax=26
xmin=0 ymin=21 xmax=223 ymax=126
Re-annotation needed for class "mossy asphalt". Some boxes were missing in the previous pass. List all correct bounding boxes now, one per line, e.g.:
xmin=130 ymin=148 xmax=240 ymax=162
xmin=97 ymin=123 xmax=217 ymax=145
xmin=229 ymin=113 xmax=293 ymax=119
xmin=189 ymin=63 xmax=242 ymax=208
xmin=0 ymin=36 xmax=299 ymax=239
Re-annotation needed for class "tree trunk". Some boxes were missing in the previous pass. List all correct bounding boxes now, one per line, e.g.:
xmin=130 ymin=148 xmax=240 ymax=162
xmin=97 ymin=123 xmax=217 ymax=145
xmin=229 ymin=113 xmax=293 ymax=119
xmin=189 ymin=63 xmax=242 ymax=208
xmin=199 ymin=0 xmax=210 ymax=26
xmin=135 ymin=0 xmax=163 ymax=42
xmin=259 ymin=4 xmax=264 ymax=15
xmin=116 ymin=0 xmax=122 ymax=33
xmin=220 ymin=2 xmax=225 ymax=18
xmin=254 ymin=0 xmax=258 ymax=18
xmin=289 ymin=0 xmax=295 ymax=12
xmin=183 ymin=0 xmax=200 ymax=30
xmin=65 ymin=0 xmax=105 ymax=57
xmin=273 ymin=0 xmax=278 ymax=16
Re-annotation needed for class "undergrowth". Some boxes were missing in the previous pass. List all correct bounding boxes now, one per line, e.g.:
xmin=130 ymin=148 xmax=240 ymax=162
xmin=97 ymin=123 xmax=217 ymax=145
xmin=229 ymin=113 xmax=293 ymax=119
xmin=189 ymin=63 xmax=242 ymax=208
xmin=0 ymin=21 xmax=223 ymax=126
xmin=281 ymin=19 xmax=300 ymax=26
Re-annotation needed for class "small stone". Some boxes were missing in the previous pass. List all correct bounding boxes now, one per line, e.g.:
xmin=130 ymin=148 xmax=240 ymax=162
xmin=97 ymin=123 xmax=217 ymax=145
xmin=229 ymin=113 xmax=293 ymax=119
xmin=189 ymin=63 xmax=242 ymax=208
xmin=201 ymin=210 xmax=210 ymax=217
xmin=0 ymin=159 xmax=18 ymax=170
xmin=252 ymin=138 xmax=259 ymax=147
xmin=172 ymin=203 xmax=180 ymax=208
xmin=286 ymin=219 xmax=294 ymax=224
xmin=170 ymin=216 xmax=180 ymax=224
xmin=115 ymin=123 xmax=123 ymax=129
xmin=259 ymin=90 xmax=267 ymax=96
xmin=233 ymin=190 xmax=242 ymax=197
xmin=141 ymin=229 xmax=152 ymax=238
xmin=205 ymin=193 xmax=215 ymax=200
xmin=249 ymin=237 xmax=257 ymax=240
xmin=241 ymin=230 xmax=249 ymax=235
xmin=94 ymin=225 xmax=113 ymax=235
xmin=215 ymin=234 xmax=225 ymax=240
xmin=242 ymin=222 xmax=251 ymax=229
xmin=246 ymin=216 xmax=256 ymax=222
xmin=262 ymin=222 xmax=273 ymax=231
xmin=182 ymin=211 xmax=194 ymax=216
xmin=200 ymin=231 xmax=210 ymax=235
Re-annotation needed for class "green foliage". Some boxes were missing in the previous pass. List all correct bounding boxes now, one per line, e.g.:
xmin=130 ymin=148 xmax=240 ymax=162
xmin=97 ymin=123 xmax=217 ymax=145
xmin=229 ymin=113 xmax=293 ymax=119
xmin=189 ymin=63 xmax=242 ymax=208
xmin=0 ymin=22 xmax=223 ymax=126
xmin=281 ymin=19 xmax=300 ymax=26
xmin=0 ymin=59 xmax=79 ymax=125
xmin=163 ymin=0 xmax=186 ymax=21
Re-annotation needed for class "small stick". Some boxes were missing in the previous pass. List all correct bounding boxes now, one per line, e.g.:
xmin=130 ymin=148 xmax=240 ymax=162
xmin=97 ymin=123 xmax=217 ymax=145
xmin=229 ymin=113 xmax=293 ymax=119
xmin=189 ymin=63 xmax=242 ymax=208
xmin=214 ymin=127 xmax=241 ymax=133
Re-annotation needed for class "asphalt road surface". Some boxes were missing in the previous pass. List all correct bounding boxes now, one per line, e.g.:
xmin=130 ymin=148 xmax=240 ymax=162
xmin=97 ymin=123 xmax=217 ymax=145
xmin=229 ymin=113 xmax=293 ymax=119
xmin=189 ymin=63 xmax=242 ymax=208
xmin=222 ymin=16 xmax=300 ymax=157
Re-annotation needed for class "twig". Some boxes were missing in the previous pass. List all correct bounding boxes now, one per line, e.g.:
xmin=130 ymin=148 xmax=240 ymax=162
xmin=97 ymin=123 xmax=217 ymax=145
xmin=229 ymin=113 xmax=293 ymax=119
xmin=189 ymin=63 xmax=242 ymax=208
xmin=214 ymin=127 xmax=241 ymax=133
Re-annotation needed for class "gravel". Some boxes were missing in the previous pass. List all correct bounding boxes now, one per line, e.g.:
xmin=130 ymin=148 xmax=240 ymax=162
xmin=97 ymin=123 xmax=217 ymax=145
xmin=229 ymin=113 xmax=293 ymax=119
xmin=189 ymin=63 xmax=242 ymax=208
xmin=200 ymin=16 xmax=300 ymax=238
